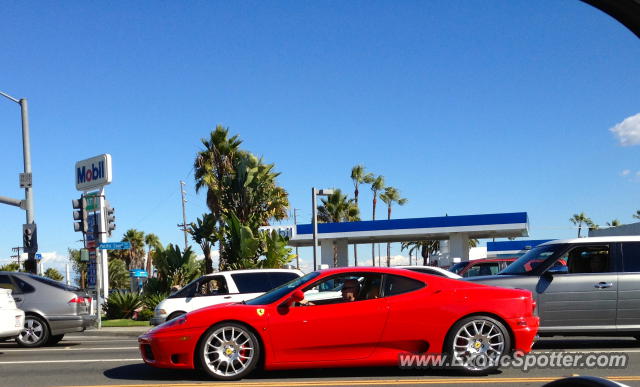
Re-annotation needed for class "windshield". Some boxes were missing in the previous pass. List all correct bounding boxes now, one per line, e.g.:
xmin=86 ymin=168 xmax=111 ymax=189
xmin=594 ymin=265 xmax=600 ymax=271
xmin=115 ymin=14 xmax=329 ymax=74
xmin=245 ymin=271 xmax=320 ymax=305
xmin=500 ymin=244 xmax=565 ymax=275
xmin=449 ymin=262 xmax=467 ymax=274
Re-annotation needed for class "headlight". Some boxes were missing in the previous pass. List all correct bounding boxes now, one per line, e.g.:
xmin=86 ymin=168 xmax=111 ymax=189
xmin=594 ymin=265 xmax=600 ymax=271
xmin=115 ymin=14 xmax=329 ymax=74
xmin=155 ymin=309 xmax=167 ymax=316
xmin=159 ymin=315 xmax=187 ymax=329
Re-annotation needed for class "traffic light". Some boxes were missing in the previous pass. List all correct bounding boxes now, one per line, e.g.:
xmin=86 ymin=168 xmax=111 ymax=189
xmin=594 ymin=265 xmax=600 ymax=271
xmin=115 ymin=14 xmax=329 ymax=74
xmin=23 ymin=223 xmax=38 ymax=254
xmin=104 ymin=200 xmax=115 ymax=237
xmin=72 ymin=196 xmax=88 ymax=233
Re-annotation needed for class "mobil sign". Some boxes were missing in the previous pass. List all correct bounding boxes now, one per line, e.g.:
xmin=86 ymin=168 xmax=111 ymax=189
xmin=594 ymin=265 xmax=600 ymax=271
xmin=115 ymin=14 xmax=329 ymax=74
xmin=75 ymin=154 xmax=112 ymax=191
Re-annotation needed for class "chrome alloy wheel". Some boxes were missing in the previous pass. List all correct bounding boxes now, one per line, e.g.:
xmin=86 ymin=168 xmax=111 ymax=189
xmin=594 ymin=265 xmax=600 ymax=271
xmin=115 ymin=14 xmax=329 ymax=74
xmin=202 ymin=325 xmax=256 ymax=378
xmin=19 ymin=317 xmax=44 ymax=345
xmin=451 ymin=319 xmax=506 ymax=370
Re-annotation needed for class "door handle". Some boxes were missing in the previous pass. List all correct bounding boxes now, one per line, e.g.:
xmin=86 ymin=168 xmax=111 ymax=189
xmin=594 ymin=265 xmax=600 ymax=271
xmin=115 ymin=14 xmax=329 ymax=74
xmin=224 ymin=296 xmax=232 ymax=299
xmin=594 ymin=282 xmax=613 ymax=289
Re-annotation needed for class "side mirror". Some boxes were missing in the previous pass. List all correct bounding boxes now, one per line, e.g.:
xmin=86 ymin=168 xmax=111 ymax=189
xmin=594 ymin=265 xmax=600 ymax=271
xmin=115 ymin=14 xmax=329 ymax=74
xmin=281 ymin=289 xmax=304 ymax=308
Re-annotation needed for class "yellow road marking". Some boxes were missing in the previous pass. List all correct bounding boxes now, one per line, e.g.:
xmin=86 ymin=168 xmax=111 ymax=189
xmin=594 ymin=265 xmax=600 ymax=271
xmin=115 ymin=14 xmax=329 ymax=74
xmin=59 ymin=375 xmax=640 ymax=387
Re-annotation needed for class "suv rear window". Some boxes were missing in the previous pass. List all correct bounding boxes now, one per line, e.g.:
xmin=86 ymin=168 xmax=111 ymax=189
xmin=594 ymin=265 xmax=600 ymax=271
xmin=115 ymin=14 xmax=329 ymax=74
xmin=232 ymin=272 xmax=299 ymax=294
xmin=621 ymin=242 xmax=640 ymax=272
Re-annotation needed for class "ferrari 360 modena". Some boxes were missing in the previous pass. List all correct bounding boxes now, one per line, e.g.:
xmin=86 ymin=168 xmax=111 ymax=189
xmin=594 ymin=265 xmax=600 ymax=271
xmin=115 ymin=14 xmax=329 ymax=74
xmin=139 ymin=267 xmax=538 ymax=380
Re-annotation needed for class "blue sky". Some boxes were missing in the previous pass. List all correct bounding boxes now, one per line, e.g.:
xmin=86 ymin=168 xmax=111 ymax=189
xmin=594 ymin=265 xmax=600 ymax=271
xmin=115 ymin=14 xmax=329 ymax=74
xmin=1 ymin=1 xmax=639 ymax=275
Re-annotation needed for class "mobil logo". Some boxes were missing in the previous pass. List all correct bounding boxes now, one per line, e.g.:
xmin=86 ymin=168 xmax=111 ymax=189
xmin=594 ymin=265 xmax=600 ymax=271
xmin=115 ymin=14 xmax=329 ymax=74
xmin=75 ymin=154 xmax=112 ymax=191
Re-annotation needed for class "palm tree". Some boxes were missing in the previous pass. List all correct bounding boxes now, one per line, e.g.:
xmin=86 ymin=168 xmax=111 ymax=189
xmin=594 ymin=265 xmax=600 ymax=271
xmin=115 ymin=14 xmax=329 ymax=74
xmin=195 ymin=126 xmax=242 ymax=269
xmin=633 ymin=210 xmax=640 ymax=220
xmin=317 ymin=189 xmax=360 ymax=266
xmin=570 ymin=212 xmax=593 ymax=238
xmin=123 ymin=229 xmax=146 ymax=269
xmin=380 ymin=187 xmax=407 ymax=266
xmin=144 ymin=233 xmax=161 ymax=276
xmin=369 ymin=175 xmax=385 ymax=266
xmin=606 ymin=219 xmax=622 ymax=227
xmin=350 ymin=165 xmax=373 ymax=266
xmin=401 ymin=240 xmax=440 ymax=266
xmin=189 ymin=213 xmax=219 ymax=274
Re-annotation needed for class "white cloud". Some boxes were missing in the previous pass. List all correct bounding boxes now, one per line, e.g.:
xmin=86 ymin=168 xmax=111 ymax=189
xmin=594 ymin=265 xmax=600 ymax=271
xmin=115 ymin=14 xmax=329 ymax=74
xmin=610 ymin=113 xmax=640 ymax=146
xmin=621 ymin=169 xmax=631 ymax=176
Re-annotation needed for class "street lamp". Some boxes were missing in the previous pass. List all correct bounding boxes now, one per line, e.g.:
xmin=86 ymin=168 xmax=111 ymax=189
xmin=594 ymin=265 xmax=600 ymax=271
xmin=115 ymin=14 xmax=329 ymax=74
xmin=311 ymin=187 xmax=334 ymax=271
xmin=0 ymin=90 xmax=37 ymax=274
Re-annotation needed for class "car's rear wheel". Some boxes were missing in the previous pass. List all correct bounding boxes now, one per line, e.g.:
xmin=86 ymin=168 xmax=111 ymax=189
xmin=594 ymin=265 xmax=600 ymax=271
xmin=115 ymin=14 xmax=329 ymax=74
xmin=46 ymin=334 xmax=64 ymax=346
xmin=445 ymin=315 xmax=510 ymax=375
xmin=17 ymin=315 xmax=50 ymax=348
xmin=198 ymin=322 xmax=260 ymax=380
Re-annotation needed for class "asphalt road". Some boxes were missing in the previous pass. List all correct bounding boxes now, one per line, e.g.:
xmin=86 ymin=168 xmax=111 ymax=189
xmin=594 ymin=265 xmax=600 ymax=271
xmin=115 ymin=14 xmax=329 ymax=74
xmin=2 ymin=332 xmax=640 ymax=387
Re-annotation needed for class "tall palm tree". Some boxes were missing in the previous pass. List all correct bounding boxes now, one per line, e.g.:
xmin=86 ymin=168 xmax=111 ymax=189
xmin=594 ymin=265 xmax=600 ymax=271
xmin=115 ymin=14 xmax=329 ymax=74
xmin=380 ymin=187 xmax=408 ymax=266
xmin=570 ymin=212 xmax=593 ymax=238
xmin=195 ymin=126 xmax=242 ymax=269
xmin=633 ymin=210 xmax=640 ymax=220
xmin=123 ymin=229 xmax=146 ymax=270
xmin=189 ymin=213 xmax=219 ymax=274
xmin=369 ymin=175 xmax=385 ymax=266
xmin=606 ymin=219 xmax=622 ymax=227
xmin=144 ymin=233 xmax=161 ymax=276
xmin=350 ymin=165 xmax=373 ymax=266
xmin=317 ymin=189 xmax=360 ymax=266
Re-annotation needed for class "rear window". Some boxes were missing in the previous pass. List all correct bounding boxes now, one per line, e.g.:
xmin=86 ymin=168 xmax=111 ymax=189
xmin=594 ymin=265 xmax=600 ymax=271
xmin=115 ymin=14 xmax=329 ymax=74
xmin=621 ymin=242 xmax=640 ymax=272
xmin=383 ymin=274 xmax=424 ymax=297
xmin=11 ymin=276 xmax=35 ymax=293
xmin=232 ymin=272 xmax=274 ymax=293
xmin=28 ymin=275 xmax=79 ymax=291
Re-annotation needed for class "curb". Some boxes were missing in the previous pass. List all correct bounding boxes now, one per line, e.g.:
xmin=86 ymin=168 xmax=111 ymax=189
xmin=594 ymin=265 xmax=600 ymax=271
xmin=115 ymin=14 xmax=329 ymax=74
xmin=78 ymin=326 xmax=152 ymax=338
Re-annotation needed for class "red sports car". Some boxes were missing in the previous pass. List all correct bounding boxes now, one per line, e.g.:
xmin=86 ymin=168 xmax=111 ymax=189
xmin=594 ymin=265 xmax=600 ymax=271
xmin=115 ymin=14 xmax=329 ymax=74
xmin=138 ymin=267 xmax=538 ymax=380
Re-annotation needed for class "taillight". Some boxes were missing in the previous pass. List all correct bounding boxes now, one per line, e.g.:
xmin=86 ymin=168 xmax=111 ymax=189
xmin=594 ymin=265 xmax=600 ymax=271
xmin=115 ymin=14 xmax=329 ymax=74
xmin=69 ymin=297 xmax=89 ymax=305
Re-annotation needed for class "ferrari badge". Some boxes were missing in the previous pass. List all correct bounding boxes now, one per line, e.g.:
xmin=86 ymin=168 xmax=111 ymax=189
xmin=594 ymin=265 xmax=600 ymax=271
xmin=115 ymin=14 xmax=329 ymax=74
xmin=256 ymin=308 xmax=265 ymax=316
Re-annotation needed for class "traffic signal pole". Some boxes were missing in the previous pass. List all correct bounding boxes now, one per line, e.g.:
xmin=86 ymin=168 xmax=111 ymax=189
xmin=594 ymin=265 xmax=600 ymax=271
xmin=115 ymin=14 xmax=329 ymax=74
xmin=0 ymin=92 xmax=37 ymax=274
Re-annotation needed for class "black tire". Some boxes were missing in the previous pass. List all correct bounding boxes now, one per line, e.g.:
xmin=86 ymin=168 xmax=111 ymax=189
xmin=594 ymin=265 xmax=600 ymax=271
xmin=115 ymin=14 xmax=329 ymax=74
xmin=16 ymin=315 xmax=50 ymax=348
xmin=46 ymin=334 xmax=65 ymax=346
xmin=198 ymin=322 xmax=261 ymax=381
xmin=166 ymin=311 xmax=186 ymax=322
xmin=444 ymin=315 xmax=511 ymax=375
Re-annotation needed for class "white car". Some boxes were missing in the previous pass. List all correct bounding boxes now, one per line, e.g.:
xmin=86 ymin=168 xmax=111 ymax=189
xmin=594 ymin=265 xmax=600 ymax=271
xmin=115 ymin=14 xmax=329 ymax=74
xmin=151 ymin=269 xmax=303 ymax=325
xmin=0 ymin=288 xmax=25 ymax=340
xmin=395 ymin=265 xmax=462 ymax=279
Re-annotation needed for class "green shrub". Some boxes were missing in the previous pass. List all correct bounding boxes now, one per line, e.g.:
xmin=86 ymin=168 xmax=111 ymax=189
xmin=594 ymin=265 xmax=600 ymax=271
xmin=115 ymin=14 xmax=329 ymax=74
xmin=136 ymin=308 xmax=154 ymax=321
xmin=103 ymin=291 xmax=142 ymax=319
xmin=143 ymin=292 xmax=169 ymax=311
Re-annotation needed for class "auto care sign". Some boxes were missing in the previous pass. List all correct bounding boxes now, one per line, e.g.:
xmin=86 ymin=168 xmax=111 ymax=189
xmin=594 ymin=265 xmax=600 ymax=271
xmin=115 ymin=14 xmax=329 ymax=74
xmin=75 ymin=154 xmax=112 ymax=191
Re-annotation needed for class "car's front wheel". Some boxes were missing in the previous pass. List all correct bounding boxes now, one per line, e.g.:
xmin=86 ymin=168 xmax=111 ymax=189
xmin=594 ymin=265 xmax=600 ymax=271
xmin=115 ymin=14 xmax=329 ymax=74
xmin=17 ymin=315 xmax=50 ymax=348
xmin=198 ymin=322 xmax=260 ymax=380
xmin=445 ymin=315 xmax=511 ymax=375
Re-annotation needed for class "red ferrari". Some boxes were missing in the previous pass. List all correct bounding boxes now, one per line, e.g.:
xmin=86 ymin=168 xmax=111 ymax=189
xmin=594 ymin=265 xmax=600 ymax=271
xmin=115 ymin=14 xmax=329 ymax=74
xmin=139 ymin=267 xmax=538 ymax=380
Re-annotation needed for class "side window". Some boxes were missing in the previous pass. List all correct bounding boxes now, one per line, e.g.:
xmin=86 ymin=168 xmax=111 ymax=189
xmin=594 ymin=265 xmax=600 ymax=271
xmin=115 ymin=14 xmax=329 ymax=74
xmin=172 ymin=281 xmax=198 ymax=298
xmin=464 ymin=263 xmax=500 ymax=277
xmin=231 ymin=273 xmax=273 ymax=293
xmin=383 ymin=274 xmax=424 ymax=297
xmin=556 ymin=245 xmax=610 ymax=274
xmin=196 ymin=276 xmax=228 ymax=296
xmin=11 ymin=276 xmax=34 ymax=293
xmin=0 ymin=275 xmax=20 ymax=293
xmin=621 ymin=243 xmax=640 ymax=272
xmin=302 ymin=273 xmax=383 ymax=305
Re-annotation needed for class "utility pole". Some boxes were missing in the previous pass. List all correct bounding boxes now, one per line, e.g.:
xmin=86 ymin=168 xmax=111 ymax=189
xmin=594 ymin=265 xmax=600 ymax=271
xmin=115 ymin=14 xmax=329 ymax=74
xmin=177 ymin=181 xmax=188 ymax=251
xmin=293 ymin=208 xmax=300 ymax=270
xmin=10 ymin=247 xmax=22 ymax=269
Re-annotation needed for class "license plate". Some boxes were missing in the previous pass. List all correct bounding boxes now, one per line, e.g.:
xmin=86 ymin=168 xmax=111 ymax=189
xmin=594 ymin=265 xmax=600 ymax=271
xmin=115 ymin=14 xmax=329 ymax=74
xmin=15 ymin=315 xmax=21 ymax=328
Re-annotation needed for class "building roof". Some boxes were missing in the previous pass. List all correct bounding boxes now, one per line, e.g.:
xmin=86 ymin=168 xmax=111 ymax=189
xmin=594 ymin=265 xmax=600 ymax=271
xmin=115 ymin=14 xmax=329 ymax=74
xmin=288 ymin=212 xmax=529 ymax=247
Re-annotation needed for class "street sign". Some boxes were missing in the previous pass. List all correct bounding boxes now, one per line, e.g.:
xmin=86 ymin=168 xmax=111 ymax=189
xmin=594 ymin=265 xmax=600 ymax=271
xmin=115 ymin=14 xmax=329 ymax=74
xmin=35 ymin=253 xmax=42 ymax=260
xmin=98 ymin=241 xmax=131 ymax=250
xmin=19 ymin=173 xmax=32 ymax=188
xmin=80 ymin=248 xmax=89 ymax=262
